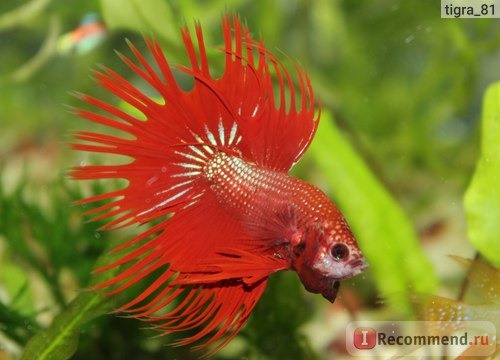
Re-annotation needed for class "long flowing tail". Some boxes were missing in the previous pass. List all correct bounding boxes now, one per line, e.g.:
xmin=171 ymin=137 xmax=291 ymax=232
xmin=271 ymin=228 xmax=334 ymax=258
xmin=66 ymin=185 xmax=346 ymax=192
xmin=71 ymin=14 xmax=318 ymax=351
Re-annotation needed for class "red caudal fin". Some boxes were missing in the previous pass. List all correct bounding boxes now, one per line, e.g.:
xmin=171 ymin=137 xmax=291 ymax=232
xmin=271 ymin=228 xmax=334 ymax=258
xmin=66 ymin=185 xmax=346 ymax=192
xmin=70 ymin=14 xmax=314 ymax=351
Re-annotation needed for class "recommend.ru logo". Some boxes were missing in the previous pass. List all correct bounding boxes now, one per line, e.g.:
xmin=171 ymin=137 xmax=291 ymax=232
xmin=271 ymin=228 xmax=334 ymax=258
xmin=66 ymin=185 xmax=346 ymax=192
xmin=346 ymin=321 xmax=496 ymax=357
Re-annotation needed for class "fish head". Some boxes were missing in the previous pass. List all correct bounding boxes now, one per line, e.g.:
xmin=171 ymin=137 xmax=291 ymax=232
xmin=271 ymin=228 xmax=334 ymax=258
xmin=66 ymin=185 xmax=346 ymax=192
xmin=291 ymin=217 xmax=367 ymax=302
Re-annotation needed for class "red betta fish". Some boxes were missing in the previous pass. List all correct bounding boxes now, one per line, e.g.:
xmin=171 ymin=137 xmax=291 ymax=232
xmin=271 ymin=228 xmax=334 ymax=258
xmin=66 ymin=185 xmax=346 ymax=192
xmin=71 ymin=15 xmax=367 ymax=352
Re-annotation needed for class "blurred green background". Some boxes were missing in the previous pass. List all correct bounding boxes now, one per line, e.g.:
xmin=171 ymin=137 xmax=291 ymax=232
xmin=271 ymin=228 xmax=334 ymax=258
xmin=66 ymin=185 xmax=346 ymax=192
xmin=1 ymin=0 xmax=499 ymax=359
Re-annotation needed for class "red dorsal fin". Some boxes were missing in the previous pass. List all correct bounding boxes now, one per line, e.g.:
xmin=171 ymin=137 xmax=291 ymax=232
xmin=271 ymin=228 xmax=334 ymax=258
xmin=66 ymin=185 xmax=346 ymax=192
xmin=71 ymin=14 xmax=318 ymax=227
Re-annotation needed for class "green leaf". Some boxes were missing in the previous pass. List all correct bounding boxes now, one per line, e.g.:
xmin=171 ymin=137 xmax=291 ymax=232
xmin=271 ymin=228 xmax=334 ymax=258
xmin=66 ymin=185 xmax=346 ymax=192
xmin=21 ymin=291 xmax=111 ymax=360
xmin=0 ymin=261 xmax=33 ymax=314
xmin=308 ymin=111 xmax=437 ymax=312
xmin=99 ymin=0 xmax=178 ymax=43
xmin=20 ymin=250 xmax=120 ymax=360
xmin=0 ymin=0 xmax=51 ymax=30
xmin=464 ymin=82 xmax=500 ymax=267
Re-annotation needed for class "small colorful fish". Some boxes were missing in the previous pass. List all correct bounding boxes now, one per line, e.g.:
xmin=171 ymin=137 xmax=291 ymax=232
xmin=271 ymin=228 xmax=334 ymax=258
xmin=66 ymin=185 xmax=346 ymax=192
xmin=410 ymin=256 xmax=499 ymax=358
xmin=71 ymin=14 xmax=367 ymax=352
xmin=57 ymin=13 xmax=106 ymax=55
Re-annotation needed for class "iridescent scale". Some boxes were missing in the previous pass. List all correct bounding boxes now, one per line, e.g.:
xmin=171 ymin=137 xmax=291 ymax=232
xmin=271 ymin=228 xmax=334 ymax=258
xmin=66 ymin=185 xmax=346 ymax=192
xmin=203 ymin=152 xmax=338 ymax=224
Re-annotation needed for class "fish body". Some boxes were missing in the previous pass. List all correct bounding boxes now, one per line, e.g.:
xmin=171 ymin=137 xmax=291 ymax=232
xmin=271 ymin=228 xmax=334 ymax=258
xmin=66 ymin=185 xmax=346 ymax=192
xmin=72 ymin=15 xmax=366 ymax=351
xmin=198 ymin=151 xmax=364 ymax=299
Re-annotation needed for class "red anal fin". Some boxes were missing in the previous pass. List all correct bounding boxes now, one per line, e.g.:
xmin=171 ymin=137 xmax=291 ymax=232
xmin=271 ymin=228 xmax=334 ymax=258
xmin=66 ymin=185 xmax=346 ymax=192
xmin=173 ymin=247 xmax=289 ymax=286
xmin=91 ymin=190 xmax=280 ymax=350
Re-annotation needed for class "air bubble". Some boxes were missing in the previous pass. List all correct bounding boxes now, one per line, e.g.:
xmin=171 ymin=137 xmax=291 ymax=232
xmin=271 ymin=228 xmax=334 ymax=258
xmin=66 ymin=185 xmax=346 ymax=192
xmin=147 ymin=176 xmax=158 ymax=186
xmin=404 ymin=34 xmax=415 ymax=44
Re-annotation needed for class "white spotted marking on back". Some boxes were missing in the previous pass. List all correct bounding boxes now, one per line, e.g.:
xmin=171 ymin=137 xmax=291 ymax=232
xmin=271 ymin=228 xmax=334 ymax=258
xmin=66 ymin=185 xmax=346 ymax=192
xmin=228 ymin=122 xmax=238 ymax=145
xmin=155 ymin=180 xmax=193 ymax=195
xmin=188 ymin=145 xmax=209 ymax=159
xmin=137 ymin=187 xmax=192 ymax=217
xmin=172 ymin=171 xmax=201 ymax=178
xmin=251 ymin=105 xmax=259 ymax=117
xmin=205 ymin=125 xmax=217 ymax=146
xmin=202 ymin=145 xmax=214 ymax=154
xmin=136 ymin=122 xmax=245 ymax=219
xmin=218 ymin=119 xmax=225 ymax=146
xmin=174 ymin=162 xmax=202 ymax=170
xmin=174 ymin=150 xmax=206 ymax=163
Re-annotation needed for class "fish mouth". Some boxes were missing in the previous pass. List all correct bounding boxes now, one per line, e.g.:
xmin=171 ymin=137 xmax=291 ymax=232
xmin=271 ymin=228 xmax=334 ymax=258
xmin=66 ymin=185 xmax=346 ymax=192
xmin=322 ymin=260 xmax=365 ymax=301
xmin=348 ymin=258 xmax=369 ymax=271
xmin=329 ymin=258 xmax=368 ymax=281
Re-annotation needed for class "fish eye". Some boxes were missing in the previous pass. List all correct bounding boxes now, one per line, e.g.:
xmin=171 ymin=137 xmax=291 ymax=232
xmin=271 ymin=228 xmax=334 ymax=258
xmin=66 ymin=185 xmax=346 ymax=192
xmin=331 ymin=243 xmax=349 ymax=261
